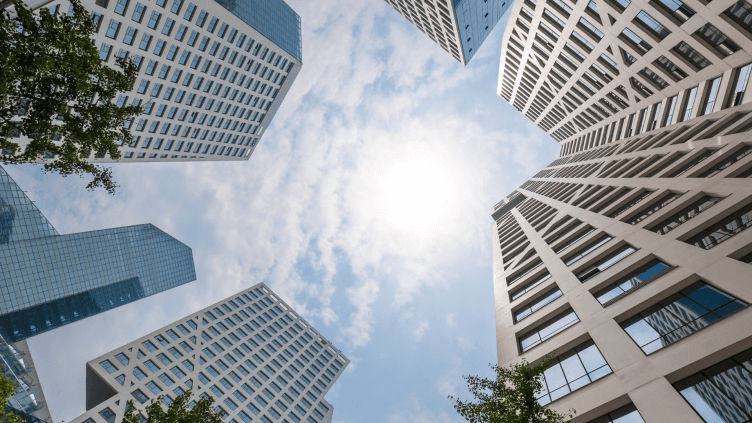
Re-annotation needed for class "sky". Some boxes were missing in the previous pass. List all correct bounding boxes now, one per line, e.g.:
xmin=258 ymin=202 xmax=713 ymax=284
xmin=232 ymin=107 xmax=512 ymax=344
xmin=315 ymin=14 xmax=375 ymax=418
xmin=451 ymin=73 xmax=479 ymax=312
xmin=8 ymin=1 xmax=559 ymax=422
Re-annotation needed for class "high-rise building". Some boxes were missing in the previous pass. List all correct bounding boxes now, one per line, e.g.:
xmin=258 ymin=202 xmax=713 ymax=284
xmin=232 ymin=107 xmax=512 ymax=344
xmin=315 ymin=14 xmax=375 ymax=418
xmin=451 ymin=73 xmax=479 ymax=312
xmin=491 ymin=49 xmax=752 ymax=423
xmin=383 ymin=0 xmax=511 ymax=65
xmin=68 ymin=283 xmax=349 ymax=423
xmin=492 ymin=1 xmax=752 ymax=421
xmin=0 ymin=165 xmax=197 ymax=422
xmin=497 ymin=0 xmax=752 ymax=148
xmin=6 ymin=0 xmax=302 ymax=163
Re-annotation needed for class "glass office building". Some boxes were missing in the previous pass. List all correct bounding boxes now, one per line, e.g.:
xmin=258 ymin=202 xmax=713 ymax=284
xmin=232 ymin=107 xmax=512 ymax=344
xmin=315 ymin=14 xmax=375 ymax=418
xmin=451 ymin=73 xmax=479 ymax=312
xmin=454 ymin=0 xmax=509 ymax=63
xmin=0 ymin=166 xmax=197 ymax=342
xmin=212 ymin=0 xmax=302 ymax=62
xmin=383 ymin=0 xmax=511 ymax=65
xmin=0 ymin=166 xmax=196 ymax=422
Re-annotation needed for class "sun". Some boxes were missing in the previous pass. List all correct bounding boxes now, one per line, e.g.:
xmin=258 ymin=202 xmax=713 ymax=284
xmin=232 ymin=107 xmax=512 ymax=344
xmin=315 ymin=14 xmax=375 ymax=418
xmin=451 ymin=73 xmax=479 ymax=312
xmin=375 ymin=150 xmax=458 ymax=234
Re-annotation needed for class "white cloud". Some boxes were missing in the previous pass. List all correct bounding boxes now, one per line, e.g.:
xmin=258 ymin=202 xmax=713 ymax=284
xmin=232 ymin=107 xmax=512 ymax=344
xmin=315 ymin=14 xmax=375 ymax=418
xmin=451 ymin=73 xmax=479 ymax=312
xmin=13 ymin=1 xmax=558 ymax=421
xmin=446 ymin=313 xmax=455 ymax=327
xmin=412 ymin=320 xmax=429 ymax=341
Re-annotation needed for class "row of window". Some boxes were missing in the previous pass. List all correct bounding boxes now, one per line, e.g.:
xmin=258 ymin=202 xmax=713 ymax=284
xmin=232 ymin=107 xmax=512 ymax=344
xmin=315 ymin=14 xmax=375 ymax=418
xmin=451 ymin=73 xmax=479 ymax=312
xmin=562 ymin=60 xmax=752 ymax=156
xmin=96 ymin=287 xmax=342 ymax=423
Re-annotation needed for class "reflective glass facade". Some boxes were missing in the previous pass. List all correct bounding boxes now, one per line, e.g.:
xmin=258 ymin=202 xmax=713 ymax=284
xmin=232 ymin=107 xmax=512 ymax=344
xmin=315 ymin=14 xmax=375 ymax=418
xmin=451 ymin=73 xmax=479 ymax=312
xmin=675 ymin=347 xmax=752 ymax=423
xmin=454 ymin=0 xmax=510 ymax=64
xmin=0 ymin=166 xmax=197 ymax=342
xmin=213 ymin=0 xmax=302 ymax=62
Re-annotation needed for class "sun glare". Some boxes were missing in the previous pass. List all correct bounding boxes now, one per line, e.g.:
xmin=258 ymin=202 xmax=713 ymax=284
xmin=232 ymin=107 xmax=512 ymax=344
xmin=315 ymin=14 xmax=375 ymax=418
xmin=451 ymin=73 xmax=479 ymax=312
xmin=375 ymin=152 xmax=459 ymax=233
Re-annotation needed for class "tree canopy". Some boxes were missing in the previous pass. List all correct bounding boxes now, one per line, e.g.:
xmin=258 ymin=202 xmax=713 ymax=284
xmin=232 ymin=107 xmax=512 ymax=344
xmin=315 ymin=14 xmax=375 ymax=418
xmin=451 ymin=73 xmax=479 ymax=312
xmin=0 ymin=367 xmax=25 ymax=423
xmin=0 ymin=0 xmax=142 ymax=193
xmin=449 ymin=357 xmax=575 ymax=423
xmin=122 ymin=391 xmax=225 ymax=423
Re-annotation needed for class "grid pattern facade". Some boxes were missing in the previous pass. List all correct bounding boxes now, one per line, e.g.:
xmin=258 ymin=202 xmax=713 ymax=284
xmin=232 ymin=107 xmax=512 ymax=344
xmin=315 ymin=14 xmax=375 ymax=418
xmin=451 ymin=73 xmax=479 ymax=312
xmin=70 ymin=283 xmax=349 ymax=423
xmin=497 ymin=0 xmax=752 ymax=148
xmin=491 ymin=98 xmax=752 ymax=422
xmin=212 ymin=0 xmax=301 ymax=62
xmin=6 ymin=0 xmax=302 ymax=164
xmin=382 ymin=0 xmax=466 ymax=64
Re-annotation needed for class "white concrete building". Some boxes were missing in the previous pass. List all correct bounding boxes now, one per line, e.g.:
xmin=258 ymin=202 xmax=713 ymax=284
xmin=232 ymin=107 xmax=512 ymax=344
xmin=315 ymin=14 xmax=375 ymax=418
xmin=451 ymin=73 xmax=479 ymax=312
xmin=492 ymin=75 xmax=752 ymax=422
xmin=11 ymin=0 xmax=302 ymax=162
xmin=497 ymin=0 xmax=752 ymax=150
xmin=69 ymin=283 xmax=349 ymax=423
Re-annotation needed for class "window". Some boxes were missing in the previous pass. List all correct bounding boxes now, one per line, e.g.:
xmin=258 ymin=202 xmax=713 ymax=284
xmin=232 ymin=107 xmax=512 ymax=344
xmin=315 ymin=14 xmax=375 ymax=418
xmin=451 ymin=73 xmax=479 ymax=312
xmin=99 ymin=43 xmax=112 ymax=60
xmin=146 ymin=381 xmax=163 ymax=395
xmin=703 ymin=77 xmax=723 ymax=115
xmin=100 ymin=360 xmax=118 ymax=373
xmin=576 ymin=245 xmax=637 ymax=282
xmin=115 ymin=353 xmax=129 ymax=366
xmin=131 ymin=2 xmax=146 ymax=22
xmin=170 ymin=0 xmax=183 ymax=14
xmin=139 ymin=34 xmax=152 ymax=51
xmin=649 ymin=196 xmax=723 ymax=235
xmin=147 ymin=11 xmax=161 ymax=29
xmin=675 ymin=346 xmax=752 ymax=423
xmin=673 ymin=41 xmax=712 ymax=70
xmin=587 ymin=404 xmax=644 ymax=423
xmin=593 ymin=259 xmax=671 ymax=305
xmin=114 ymin=0 xmax=128 ymax=15
xmin=131 ymin=389 xmax=149 ymax=404
xmin=695 ymin=23 xmax=740 ymax=56
xmin=144 ymin=360 xmax=160 ymax=373
xmin=537 ymin=340 xmax=611 ymax=405
xmin=680 ymin=87 xmax=699 ymax=122
xmin=623 ymin=281 xmax=745 ymax=354
xmin=685 ymin=200 xmax=752 ymax=249
xmin=143 ymin=341 xmax=157 ymax=352
xmin=514 ymin=288 xmax=563 ymax=322
xmin=123 ymin=26 xmax=137 ymax=44
xmin=564 ymin=235 xmax=612 ymax=266
xmin=133 ymin=367 xmax=147 ymax=380
xmin=519 ymin=309 xmax=579 ymax=352
xmin=159 ymin=373 xmax=175 ymax=386
xmin=730 ymin=64 xmax=752 ymax=107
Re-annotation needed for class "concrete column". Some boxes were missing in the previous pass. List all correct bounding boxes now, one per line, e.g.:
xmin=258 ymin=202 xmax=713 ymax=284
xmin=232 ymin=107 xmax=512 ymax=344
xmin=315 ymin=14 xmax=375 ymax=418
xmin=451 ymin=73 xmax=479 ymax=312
xmin=629 ymin=378 xmax=704 ymax=423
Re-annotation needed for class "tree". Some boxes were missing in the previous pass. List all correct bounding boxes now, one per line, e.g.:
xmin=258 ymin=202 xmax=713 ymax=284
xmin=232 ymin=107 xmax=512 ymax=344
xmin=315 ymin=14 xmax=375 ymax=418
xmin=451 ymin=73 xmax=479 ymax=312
xmin=0 ymin=367 xmax=25 ymax=423
xmin=122 ymin=391 xmax=225 ymax=423
xmin=0 ymin=0 xmax=142 ymax=193
xmin=448 ymin=357 xmax=575 ymax=423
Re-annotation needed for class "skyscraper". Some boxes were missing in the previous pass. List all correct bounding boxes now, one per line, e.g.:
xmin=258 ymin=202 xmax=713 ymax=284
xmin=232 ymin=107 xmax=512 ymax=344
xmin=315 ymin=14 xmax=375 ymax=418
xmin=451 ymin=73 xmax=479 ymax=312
xmin=0 ymin=165 xmax=197 ymax=422
xmin=383 ymin=0 xmax=511 ymax=65
xmin=497 ymin=0 xmax=752 ymax=146
xmin=492 ymin=0 xmax=752 ymax=421
xmin=5 ymin=0 xmax=302 ymax=163
xmin=69 ymin=283 xmax=349 ymax=423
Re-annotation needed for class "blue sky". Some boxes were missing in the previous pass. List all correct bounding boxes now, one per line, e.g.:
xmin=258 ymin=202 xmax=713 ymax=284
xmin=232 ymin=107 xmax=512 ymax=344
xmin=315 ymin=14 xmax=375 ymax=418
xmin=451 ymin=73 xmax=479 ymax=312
xmin=8 ymin=1 xmax=559 ymax=422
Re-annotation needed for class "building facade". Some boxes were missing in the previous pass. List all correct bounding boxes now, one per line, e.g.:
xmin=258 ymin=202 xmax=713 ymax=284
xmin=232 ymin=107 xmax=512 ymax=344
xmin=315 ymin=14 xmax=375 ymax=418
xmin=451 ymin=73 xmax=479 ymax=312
xmin=383 ymin=0 xmax=512 ymax=65
xmin=69 ymin=283 xmax=349 ymax=423
xmin=0 ymin=165 xmax=197 ymax=422
xmin=7 ymin=0 xmax=302 ymax=163
xmin=497 ymin=0 xmax=752 ymax=149
xmin=491 ymin=88 xmax=752 ymax=421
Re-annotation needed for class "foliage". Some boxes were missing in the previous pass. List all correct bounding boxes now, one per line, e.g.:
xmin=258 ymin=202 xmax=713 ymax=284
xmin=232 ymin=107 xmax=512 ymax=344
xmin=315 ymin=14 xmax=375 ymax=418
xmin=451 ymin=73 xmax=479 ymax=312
xmin=0 ymin=0 xmax=142 ymax=193
xmin=449 ymin=357 xmax=575 ymax=423
xmin=0 ymin=366 xmax=24 ymax=423
xmin=122 ymin=391 xmax=225 ymax=423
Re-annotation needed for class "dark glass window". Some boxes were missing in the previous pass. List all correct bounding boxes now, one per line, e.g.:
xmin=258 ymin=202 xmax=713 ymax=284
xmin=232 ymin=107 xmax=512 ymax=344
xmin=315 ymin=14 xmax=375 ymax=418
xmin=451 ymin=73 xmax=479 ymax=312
xmin=675 ymin=347 xmax=752 ymax=422
xmin=685 ymin=200 xmax=752 ymax=249
xmin=587 ymin=403 xmax=645 ymax=423
xmin=622 ymin=281 xmax=745 ymax=354
xmin=593 ymin=259 xmax=671 ymax=305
